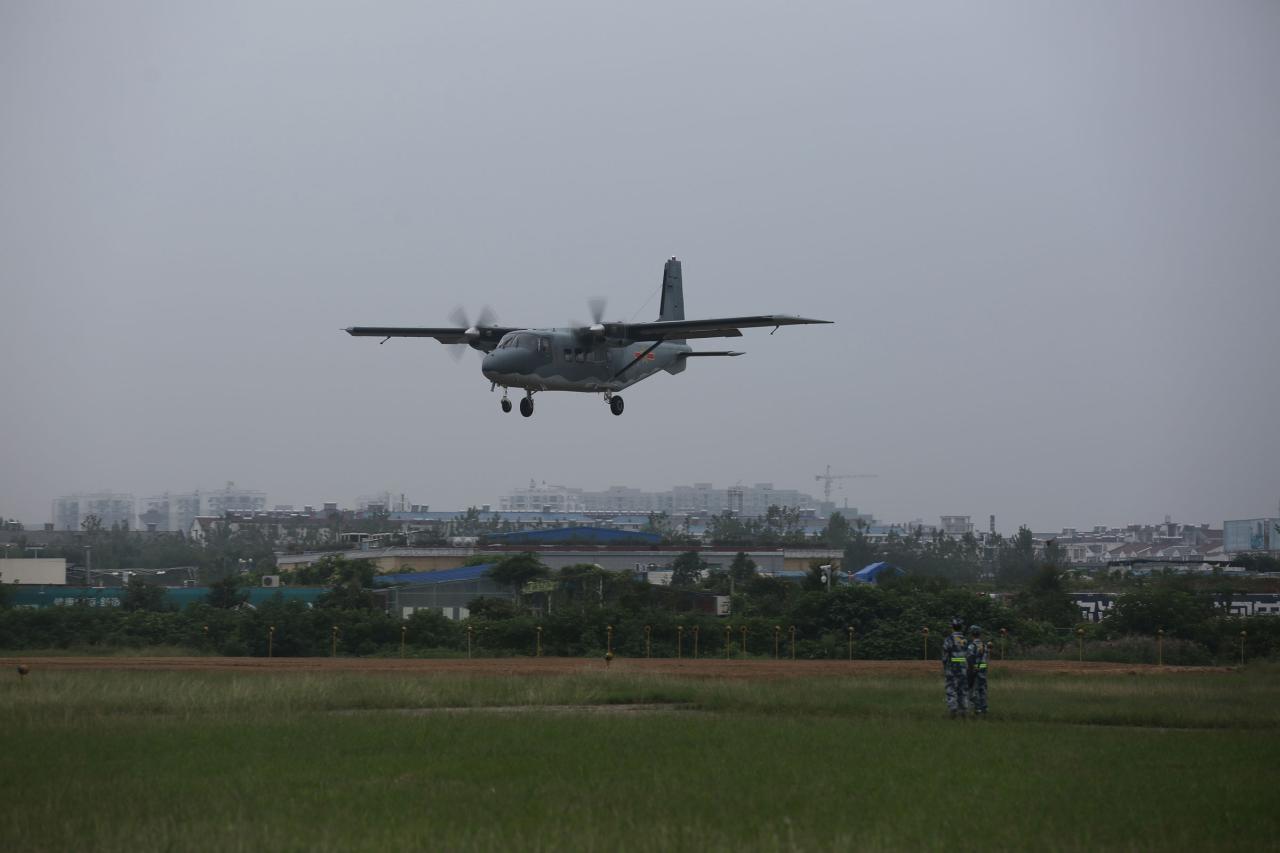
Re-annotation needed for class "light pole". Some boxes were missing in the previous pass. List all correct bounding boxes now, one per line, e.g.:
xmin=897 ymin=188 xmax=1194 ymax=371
xmin=84 ymin=545 xmax=92 ymax=588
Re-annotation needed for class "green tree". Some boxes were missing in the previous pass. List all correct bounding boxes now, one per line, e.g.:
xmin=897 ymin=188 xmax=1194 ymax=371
xmin=206 ymin=575 xmax=249 ymax=609
xmin=842 ymin=520 xmax=877 ymax=573
xmin=669 ymin=551 xmax=707 ymax=588
xmin=729 ymin=552 xmax=757 ymax=583
xmin=486 ymin=553 xmax=550 ymax=595
xmin=1109 ymin=581 xmax=1217 ymax=639
xmin=122 ymin=577 xmax=169 ymax=612
xmin=997 ymin=526 xmax=1037 ymax=586
xmin=822 ymin=512 xmax=851 ymax=548
xmin=1014 ymin=565 xmax=1079 ymax=627
xmin=466 ymin=597 xmax=521 ymax=620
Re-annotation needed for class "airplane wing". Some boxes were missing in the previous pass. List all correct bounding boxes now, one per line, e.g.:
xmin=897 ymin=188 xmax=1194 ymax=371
xmin=610 ymin=315 xmax=831 ymax=342
xmin=345 ymin=326 xmax=519 ymax=350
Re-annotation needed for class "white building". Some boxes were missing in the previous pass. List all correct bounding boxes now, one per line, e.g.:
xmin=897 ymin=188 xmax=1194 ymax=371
xmin=139 ymin=493 xmax=202 ymax=533
xmin=500 ymin=481 xmax=822 ymax=517
xmin=52 ymin=492 xmax=136 ymax=531
xmin=0 ymin=558 xmax=66 ymax=585
xmin=501 ymin=482 xmax=587 ymax=513
xmin=202 ymin=482 xmax=267 ymax=516
xmin=1223 ymin=518 xmax=1280 ymax=554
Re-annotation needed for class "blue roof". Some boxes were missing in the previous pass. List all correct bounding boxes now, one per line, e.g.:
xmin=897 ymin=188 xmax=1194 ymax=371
xmin=373 ymin=564 xmax=497 ymax=586
xmin=852 ymin=562 xmax=904 ymax=583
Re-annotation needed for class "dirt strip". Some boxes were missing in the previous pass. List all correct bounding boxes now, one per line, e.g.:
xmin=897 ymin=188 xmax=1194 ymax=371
xmin=0 ymin=656 xmax=1234 ymax=679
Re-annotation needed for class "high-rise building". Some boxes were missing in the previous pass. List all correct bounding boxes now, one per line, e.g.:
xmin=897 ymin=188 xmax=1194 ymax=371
xmin=52 ymin=492 xmax=137 ymax=531
xmin=499 ymin=481 xmax=821 ymax=517
xmin=202 ymin=482 xmax=267 ymax=516
xmin=139 ymin=493 xmax=203 ymax=532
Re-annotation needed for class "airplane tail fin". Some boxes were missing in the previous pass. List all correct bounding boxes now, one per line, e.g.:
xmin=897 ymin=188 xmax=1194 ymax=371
xmin=658 ymin=257 xmax=685 ymax=322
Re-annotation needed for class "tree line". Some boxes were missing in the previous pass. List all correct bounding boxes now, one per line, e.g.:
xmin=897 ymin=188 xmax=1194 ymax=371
xmin=4 ymin=551 xmax=1276 ymax=664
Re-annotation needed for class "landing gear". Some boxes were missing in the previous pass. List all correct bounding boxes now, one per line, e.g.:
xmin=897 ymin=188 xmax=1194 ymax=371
xmin=519 ymin=394 xmax=534 ymax=418
xmin=500 ymin=392 xmax=512 ymax=413
xmin=609 ymin=395 xmax=625 ymax=416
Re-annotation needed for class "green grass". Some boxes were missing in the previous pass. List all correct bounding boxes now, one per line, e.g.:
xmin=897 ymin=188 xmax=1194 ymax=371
xmin=1 ymin=668 xmax=1277 ymax=851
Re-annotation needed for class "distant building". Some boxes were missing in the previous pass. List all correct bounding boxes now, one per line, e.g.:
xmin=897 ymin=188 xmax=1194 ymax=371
xmin=0 ymin=558 xmax=66 ymax=585
xmin=189 ymin=511 xmax=334 ymax=547
xmin=202 ymin=482 xmax=266 ymax=516
xmin=940 ymin=516 xmax=974 ymax=537
xmin=499 ymin=481 xmax=586 ymax=513
xmin=1223 ymin=518 xmax=1280 ymax=554
xmin=52 ymin=492 xmax=136 ymax=531
xmin=139 ymin=493 xmax=202 ymax=533
xmin=499 ymin=480 xmax=822 ymax=517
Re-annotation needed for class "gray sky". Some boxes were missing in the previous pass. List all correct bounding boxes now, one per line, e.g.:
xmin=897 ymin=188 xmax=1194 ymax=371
xmin=3 ymin=1 xmax=1278 ymax=533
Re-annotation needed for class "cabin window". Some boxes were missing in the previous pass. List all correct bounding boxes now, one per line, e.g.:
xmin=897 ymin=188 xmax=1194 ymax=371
xmin=563 ymin=348 xmax=573 ymax=362
xmin=538 ymin=337 xmax=550 ymax=354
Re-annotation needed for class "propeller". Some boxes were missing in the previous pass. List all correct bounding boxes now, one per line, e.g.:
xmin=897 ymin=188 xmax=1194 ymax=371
xmin=573 ymin=298 xmax=608 ymax=338
xmin=447 ymin=305 xmax=497 ymax=360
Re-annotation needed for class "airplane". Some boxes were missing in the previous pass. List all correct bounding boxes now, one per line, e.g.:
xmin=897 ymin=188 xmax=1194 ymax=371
xmin=345 ymin=257 xmax=830 ymax=417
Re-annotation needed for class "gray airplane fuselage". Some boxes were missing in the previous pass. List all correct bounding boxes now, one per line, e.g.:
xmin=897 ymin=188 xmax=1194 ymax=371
xmin=481 ymin=330 xmax=689 ymax=393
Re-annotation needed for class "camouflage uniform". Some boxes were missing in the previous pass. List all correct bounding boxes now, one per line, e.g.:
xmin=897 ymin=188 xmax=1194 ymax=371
xmin=942 ymin=630 xmax=969 ymax=717
xmin=967 ymin=633 xmax=989 ymax=715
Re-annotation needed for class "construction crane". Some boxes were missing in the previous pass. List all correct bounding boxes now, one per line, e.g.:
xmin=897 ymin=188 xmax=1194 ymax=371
xmin=814 ymin=465 xmax=878 ymax=503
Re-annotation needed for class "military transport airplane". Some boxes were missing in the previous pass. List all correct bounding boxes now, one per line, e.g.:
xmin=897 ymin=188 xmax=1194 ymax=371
xmin=345 ymin=257 xmax=830 ymax=417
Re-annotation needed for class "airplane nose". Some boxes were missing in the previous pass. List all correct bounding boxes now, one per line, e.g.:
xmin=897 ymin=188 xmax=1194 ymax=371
xmin=482 ymin=348 xmax=527 ymax=379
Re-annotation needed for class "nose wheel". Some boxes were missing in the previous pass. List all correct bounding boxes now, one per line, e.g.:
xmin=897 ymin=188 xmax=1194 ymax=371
xmin=608 ymin=395 xmax=624 ymax=416
xmin=500 ymin=394 xmax=512 ymax=413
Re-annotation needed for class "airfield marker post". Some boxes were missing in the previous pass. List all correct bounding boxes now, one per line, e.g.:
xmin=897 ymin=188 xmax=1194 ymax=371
xmin=724 ymin=626 xmax=731 ymax=659
xmin=331 ymin=625 xmax=338 ymax=658
xmin=740 ymin=625 xmax=748 ymax=658
xmin=644 ymin=625 xmax=651 ymax=659
xmin=773 ymin=625 xmax=780 ymax=660
xmin=692 ymin=626 xmax=699 ymax=659
xmin=1076 ymin=627 xmax=1084 ymax=663
xmin=789 ymin=625 xmax=796 ymax=660
xmin=268 ymin=625 xmax=274 ymax=659
xmin=1240 ymin=630 xmax=1247 ymax=666
xmin=922 ymin=627 xmax=929 ymax=661
xmin=536 ymin=626 xmax=543 ymax=657
xmin=847 ymin=626 xmax=854 ymax=661
xmin=1157 ymin=629 xmax=1164 ymax=666
xmin=607 ymin=625 xmax=614 ymax=656
xmin=400 ymin=625 xmax=406 ymax=659
xmin=677 ymin=626 xmax=683 ymax=660
xmin=466 ymin=625 xmax=473 ymax=659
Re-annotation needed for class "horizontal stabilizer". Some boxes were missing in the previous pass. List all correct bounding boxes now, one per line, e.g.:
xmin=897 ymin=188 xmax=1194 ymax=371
xmin=678 ymin=351 xmax=744 ymax=358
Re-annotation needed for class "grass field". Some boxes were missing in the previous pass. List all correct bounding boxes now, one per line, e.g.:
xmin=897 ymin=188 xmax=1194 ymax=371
xmin=0 ymin=659 xmax=1276 ymax=851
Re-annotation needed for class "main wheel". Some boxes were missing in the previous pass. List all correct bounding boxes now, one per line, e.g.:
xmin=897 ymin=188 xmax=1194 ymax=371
xmin=500 ymin=398 xmax=512 ymax=413
xmin=520 ymin=397 xmax=534 ymax=417
xmin=610 ymin=396 xmax=624 ymax=416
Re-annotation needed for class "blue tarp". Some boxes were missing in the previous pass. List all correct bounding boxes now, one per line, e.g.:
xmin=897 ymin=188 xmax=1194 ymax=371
xmin=852 ymin=562 xmax=904 ymax=584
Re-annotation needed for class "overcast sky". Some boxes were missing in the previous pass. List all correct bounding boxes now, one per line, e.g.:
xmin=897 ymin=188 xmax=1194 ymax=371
xmin=3 ymin=1 xmax=1278 ymax=533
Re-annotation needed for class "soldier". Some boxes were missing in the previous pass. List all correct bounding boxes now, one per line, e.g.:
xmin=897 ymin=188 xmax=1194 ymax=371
xmin=941 ymin=616 xmax=969 ymax=718
xmin=967 ymin=625 xmax=989 ymax=716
